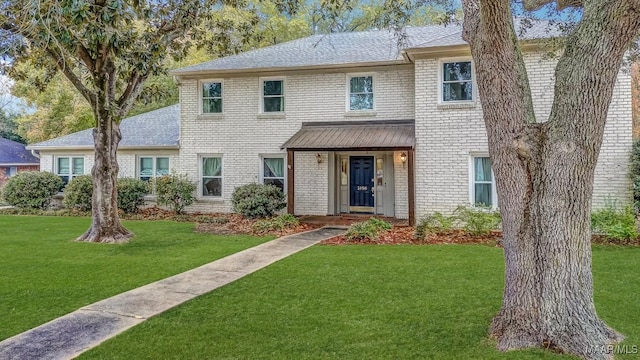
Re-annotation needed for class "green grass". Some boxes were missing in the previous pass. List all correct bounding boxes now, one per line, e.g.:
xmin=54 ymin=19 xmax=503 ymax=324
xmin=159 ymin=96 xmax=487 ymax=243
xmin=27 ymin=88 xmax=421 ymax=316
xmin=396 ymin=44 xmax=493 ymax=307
xmin=80 ymin=245 xmax=640 ymax=359
xmin=0 ymin=215 xmax=271 ymax=341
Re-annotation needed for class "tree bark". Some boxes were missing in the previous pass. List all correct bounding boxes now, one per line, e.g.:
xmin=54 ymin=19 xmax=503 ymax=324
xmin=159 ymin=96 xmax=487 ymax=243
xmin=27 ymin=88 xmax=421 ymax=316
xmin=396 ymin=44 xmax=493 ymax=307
xmin=76 ymin=111 xmax=132 ymax=244
xmin=461 ymin=1 xmax=640 ymax=359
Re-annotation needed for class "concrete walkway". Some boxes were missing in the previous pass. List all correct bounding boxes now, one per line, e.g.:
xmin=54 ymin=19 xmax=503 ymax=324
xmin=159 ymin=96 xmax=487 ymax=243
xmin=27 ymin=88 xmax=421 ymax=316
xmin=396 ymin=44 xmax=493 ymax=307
xmin=0 ymin=227 xmax=344 ymax=360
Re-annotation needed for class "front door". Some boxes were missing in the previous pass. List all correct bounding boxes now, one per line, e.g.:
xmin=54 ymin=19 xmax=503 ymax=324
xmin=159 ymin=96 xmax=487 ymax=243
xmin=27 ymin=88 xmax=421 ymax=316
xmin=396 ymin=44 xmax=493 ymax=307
xmin=349 ymin=156 xmax=374 ymax=213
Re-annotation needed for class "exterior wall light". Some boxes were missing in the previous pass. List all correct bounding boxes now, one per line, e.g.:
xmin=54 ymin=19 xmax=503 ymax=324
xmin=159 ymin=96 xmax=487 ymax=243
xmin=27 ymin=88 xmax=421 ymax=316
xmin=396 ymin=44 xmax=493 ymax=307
xmin=316 ymin=153 xmax=323 ymax=164
xmin=400 ymin=152 xmax=407 ymax=168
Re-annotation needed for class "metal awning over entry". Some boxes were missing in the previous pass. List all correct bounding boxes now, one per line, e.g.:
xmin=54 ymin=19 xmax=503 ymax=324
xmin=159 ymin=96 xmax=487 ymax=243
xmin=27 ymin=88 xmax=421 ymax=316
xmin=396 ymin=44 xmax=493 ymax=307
xmin=281 ymin=120 xmax=415 ymax=151
xmin=282 ymin=119 xmax=416 ymax=226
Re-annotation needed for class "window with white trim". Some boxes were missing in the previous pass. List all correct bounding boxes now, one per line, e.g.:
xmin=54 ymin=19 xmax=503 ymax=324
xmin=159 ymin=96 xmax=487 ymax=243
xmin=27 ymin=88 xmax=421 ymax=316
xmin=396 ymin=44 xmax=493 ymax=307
xmin=139 ymin=157 xmax=169 ymax=182
xmin=471 ymin=156 xmax=496 ymax=207
xmin=262 ymin=79 xmax=284 ymax=112
xmin=56 ymin=156 xmax=84 ymax=185
xmin=442 ymin=60 xmax=474 ymax=102
xmin=348 ymin=75 xmax=374 ymax=111
xmin=201 ymin=81 xmax=223 ymax=113
xmin=261 ymin=157 xmax=285 ymax=193
xmin=202 ymin=157 xmax=222 ymax=197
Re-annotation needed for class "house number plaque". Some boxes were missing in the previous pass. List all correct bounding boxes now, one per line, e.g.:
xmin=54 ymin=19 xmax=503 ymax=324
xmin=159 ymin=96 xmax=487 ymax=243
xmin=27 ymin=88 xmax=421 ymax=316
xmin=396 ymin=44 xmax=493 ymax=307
xmin=357 ymin=186 xmax=368 ymax=191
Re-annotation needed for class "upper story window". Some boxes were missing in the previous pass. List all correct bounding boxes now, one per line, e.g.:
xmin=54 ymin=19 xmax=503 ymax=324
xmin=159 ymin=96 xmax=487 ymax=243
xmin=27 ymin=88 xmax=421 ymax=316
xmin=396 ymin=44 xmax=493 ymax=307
xmin=139 ymin=157 xmax=169 ymax=182
xmin=57 ymin=156 xmax=84 ymax=186
xmin=202 ymin=81 xmax=222 ymax=113
xmin=202 ymin=156 xmax=222 ymax=197
xmin=262 ymin=79 xmax=284 ymax=113
xmin=442 ymin=60 xmax=474 ymax=102
xmin=348 ymin=75 xmax=374 ymax=111
xmin=470 ymin=156 xmax=497 ymax=208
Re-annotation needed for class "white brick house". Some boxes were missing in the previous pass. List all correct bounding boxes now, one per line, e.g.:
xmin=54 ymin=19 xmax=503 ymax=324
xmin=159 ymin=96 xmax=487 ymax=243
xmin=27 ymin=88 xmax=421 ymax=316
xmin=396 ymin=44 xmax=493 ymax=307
xmin=28 ymin=22 xmax=633 ymax=224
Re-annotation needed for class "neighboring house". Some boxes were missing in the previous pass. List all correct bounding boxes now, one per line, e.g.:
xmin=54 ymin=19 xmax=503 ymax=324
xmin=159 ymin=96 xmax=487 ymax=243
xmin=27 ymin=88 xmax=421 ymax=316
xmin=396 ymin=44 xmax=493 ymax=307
xmin=28 ymin=22 xmax=633 ymax=224
xmin=0 ymin=137 xmax=40 ymax=185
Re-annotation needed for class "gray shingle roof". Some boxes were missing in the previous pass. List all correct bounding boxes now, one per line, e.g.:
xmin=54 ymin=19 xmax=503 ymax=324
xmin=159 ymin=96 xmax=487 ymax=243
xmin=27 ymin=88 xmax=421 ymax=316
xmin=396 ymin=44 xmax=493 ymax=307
xmin=27 ymin=105 xmax=180 ymax=150
xmin=0 ymin=137 xmax=39 ymax=165
xmin=173 ymin=19 xmax=557 ymax=75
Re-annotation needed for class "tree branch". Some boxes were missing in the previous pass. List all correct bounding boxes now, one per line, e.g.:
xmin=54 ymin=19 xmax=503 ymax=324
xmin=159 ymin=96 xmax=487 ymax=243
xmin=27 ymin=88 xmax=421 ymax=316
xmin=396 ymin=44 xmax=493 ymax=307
xmin=46 ymin=48 xmax=96 ymax=108
xmin=522 ymin=0 xmax=583 ymax=11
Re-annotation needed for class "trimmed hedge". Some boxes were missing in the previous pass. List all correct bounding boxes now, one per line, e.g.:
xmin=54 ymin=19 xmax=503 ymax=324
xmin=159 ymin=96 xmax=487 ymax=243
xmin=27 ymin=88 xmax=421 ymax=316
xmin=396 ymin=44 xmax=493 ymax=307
xmin=231 ymin=183 xmax=286 ymax=219
xmin=1 ymin=171 xmax=63 ymax=209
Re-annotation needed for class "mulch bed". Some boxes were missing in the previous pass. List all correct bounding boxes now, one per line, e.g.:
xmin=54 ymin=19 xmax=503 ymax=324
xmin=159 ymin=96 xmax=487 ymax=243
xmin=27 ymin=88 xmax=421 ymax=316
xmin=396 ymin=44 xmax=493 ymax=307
xmin=124 ymin=207 xmax=640 ymax=246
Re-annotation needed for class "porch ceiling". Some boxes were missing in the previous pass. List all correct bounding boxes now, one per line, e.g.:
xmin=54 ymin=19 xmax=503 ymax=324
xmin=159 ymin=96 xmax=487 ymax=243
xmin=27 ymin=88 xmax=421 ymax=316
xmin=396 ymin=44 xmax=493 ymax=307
xmin=281 ymin=119 xmax=415 ymax=151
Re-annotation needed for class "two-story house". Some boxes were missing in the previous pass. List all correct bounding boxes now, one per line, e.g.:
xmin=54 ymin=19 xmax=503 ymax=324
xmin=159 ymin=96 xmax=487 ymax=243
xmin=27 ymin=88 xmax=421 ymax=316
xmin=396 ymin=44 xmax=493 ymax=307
xmin=28 ymin=22 xmax=633 ymax=225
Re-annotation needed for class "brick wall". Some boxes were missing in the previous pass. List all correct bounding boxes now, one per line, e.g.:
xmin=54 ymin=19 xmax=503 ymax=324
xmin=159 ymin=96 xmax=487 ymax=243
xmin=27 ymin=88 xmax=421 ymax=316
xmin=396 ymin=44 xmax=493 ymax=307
xmin=178 ymin=67 xmax=415 ymax=215
xmin=414 ymin=53 xmax=632 ymax=217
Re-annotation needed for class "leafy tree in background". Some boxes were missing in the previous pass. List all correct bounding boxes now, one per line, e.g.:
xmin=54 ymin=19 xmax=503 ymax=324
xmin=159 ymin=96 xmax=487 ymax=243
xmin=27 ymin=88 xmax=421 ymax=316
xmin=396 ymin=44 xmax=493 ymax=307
xmin=0 ymin=109 xmax=25 ymax=143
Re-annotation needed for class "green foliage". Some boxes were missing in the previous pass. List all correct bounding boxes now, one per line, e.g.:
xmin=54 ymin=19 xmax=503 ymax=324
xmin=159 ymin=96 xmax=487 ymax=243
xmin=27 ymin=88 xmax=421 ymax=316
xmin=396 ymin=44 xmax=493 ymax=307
xmin=0 ymin=109 xmax=26 ymax=143
xmin=117 ymin=178 xmax=148 ymax=214
xmin=62 ymin=175 xmax=93 ymax=211
xmin=231 ymin=183 xmax=286 ymax=219
xmin=345 ymin=217 xmax=393 ymax=242
xmin=591 ymin=201 xmax=638 ymax=241
xmin=630 ymin=139 xmax=640 ymax=212
xmin=1 ymin=171 xmax=63 ymax=209
xmin=414 ymin=212 xmax=456 ymax=239
xmin=252 ymin=213 xmax=300 ymax=234
xmin=453 ymin=205 xmax=502 ymax=236
xmin=154 ymin=174 xmax=196 ymax=215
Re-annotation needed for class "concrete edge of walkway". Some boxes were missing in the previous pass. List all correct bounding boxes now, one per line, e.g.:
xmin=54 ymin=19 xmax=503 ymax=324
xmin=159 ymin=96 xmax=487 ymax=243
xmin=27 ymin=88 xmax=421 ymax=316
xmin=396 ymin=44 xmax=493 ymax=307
xmin=0 ymin=226 xmax=345 ymax=360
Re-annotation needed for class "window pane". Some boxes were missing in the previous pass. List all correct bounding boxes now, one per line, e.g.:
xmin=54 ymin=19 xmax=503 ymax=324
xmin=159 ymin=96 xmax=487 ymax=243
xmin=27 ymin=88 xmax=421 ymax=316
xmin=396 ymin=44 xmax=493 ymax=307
xmin=263 ymin=158 xmax=284 ymax=178
xmin=263 ymin=80 xmax=283 ymax=96
xmin=203 ymin=157 xmax=222 ymax=177
xmin=350 ymin=93 xmax=373 ymax=110
xmin=140 ymin=158 xmax=153 ymax=176
xmin=443 ymin=62 xmax=472 ymax=81
xmin=475 ymin=184 xmax=493 ymax=207
xmin=443 ymin=82 xmax=473 ymax=101
xmin=203 ymin=178 xmax=221 ymax=197
xmin=202 ymin=82 xmax=221 ymax=98
xmin=156 ymin=158 xmax=169 ymax=176
xmin=72 ymin=158 xmax=84 ymax=175
xmin=264 ymin=97 xmax=283 ymax=112
xmin=350 ymin=76 xmax=373 ymax=93
xmin=264 ymin=178 xmax=284 ymax=192
xmin=58 ymin=158 xmax=70 ymax=175
xmin=203 ymin=99 xmax=222 ymax=113
xmin=474 ymin=157 xmax=492 ymax=182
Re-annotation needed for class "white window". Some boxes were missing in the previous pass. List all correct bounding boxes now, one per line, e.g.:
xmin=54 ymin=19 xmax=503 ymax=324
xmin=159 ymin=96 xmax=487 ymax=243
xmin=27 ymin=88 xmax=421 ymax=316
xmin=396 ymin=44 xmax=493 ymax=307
xmin=348 ymin=74 xmax=374 ymax=111
xmin=261 ymin=157 xmax=285 ymax=193
xmin=261 ymin=78 xmax=284 ymax=113
xmin=201 ymin=81 xmax=222 ymax=113
xmin=441 ymin=60 xmax=474 ymax=102
xmin=139 ymin=157 xmax=169 ymax=182
xmin=56 ymin=157 xmax=84 ymax=185
xmin=470 ymin=156 xmax=497 ymax=208
xmin=8 ymin=166 xmax=17 ymax=177
xmin=201 ymin=157 xmax=222 ymax=197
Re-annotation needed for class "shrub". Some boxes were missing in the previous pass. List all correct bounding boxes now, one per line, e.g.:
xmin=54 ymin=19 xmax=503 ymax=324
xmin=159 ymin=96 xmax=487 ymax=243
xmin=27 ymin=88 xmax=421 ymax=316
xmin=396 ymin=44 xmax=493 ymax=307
xmin=63 ymin=175 xmax=93 ymax=211
xmin=345 ymin=217 xmax=393 ymax=242
xmin=591 ymin=201 xmax=638 ymax=241
xmin=252 ymin=213 xmax=300 ymax=234
xmin=117 ymin=178 xmax=148 ymax=214
xmin=231 ymin=183 xmax=286 ymax=219
xmin=154 ymin=173 xmax=196 ymax=214
xmin=2 ymin=171 xmax=63 ymax=209
xmin=415 ymin=212 xmax=456 ymax=239
xmin=454 ymin=205 xmax=501 ymax=236
xmin=631 ymin=140 xmax=640 ymax=212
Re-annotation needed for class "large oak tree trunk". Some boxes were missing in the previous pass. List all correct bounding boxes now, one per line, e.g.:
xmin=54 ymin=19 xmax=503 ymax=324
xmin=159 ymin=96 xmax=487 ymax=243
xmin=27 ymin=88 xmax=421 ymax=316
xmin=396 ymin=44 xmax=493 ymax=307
xmin=76 ymin=112 xmax=132 ymax=243
xmin=460 ymin=1 xmax=640 ymax=359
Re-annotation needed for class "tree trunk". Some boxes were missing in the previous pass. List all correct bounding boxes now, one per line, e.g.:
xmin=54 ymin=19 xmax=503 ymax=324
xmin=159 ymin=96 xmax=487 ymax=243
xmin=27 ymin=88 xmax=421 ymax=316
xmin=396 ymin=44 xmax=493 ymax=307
xmin=460 ymin=1 xmax=640 ymax=359
xmin=76 ymin=114 xmax=132 ymax=243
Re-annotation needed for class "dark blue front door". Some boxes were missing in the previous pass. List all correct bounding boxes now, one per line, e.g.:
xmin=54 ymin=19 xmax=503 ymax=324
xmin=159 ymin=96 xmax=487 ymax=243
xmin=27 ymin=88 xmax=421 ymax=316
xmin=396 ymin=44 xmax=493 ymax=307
xmin=350 ymin=156 xmax=374 ymax=211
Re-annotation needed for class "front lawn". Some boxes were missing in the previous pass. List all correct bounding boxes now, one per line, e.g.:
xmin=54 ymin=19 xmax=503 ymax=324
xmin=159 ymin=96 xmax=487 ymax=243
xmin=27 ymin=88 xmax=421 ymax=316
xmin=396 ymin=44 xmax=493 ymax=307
xmin=81 ymin=245 xmax=640 ymax=359
xmin=0 ymin=215 xmax=272 ymax=341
